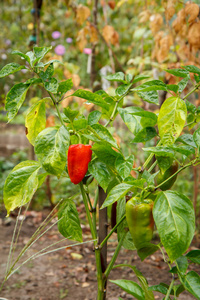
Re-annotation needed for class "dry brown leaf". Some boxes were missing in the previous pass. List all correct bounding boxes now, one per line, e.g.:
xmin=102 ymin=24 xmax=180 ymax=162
xmin=157 ymin=35 xmax=173 ymax=62
xmin=89 ymin=24 xmax=98 ymax=43
xmin=77 ymin=28 xmax=88 ymax=52
xmin=72 ymin=74 xmax=81 ymax=88
xmin=150 ymin=14 xmax=163 ymax=34
xmin=139 ymin=10 xmax=150 ymax=23
xmin=110 ymin=30 xmax=119 ymax=46
xmin=108 ymin=0 xmax=115 ymax=9
xmin=84 ymin=102 xmax=94 ymax=111
xmin=165 ymin=5 xmax=175 ymax=20
xmin=185 ymin=2 xmax=199 ymax=23
xmin=177 ymin=44 xmax=190 ymax=61
xmin=46 ymin=115 xmax=55 ymax=127
xmin=61 ymin=89 xmax=74 ymax=108
xmin=76 ymin=4 xmax=91 ymax=25
xmin=172 ymin=8 xmax=186 ymax=33
xmin=102 ymin=25 xmax=119 ymax=45
xmin=188 ymin=21 xmax=200 ymax=49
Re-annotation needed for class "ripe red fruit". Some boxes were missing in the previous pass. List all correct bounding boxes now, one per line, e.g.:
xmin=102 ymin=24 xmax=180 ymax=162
xmin=67 ymin=144 xmax=92 ymax=184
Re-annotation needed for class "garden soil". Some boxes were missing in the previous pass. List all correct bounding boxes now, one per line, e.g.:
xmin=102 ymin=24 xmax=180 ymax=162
xmin=0 ymin=209 xmax=199 ymax=300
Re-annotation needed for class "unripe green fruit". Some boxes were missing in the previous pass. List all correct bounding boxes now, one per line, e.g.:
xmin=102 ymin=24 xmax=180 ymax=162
xmin=157 ymin=161 xmax=178 ymax=191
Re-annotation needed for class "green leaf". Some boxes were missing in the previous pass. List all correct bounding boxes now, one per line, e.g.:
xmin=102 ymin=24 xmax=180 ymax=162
xmin=44 ymin=59 xmax=63 ymax=66
xmin=153 ymin=191 xmax=195 ymax=262
xmin=137 ymin=90 xmax=159 ymax=105
xmin=73 ymin=115 xmax=87 ymax=131
xmin=186 ymin=250 xmax=200 ymax=264
xmin=180 ymin=271 xmax=200 ymax=299
xmin=143 ymin=146 xmax=175 ymax=157
xmin=12 ymin=50 xmax=36 ymax=67
xmin=183 ymin=65 xmax=200 ymax=75
xmin=170 ymin=145 xmax=195 ymax=156
xmin=127 ymin=107 xmax=157 ymax=126
xmin=116 ymin=83 xmax=132 ymax=96
xmin=109 ymin=279 xmax=145 ymax=300
xmin=88 ymin=159 xmax=114 ymax=192
xmin=92 ymin=142 xmax=122 ymax=166
xmin=101 ymin=183 xmax=136 ymax=209
xmin=193 ymin=127 xmax=200 ymax=148
xmin=44 ymin=78 xmax=58 ymax=94
xmin=176 ymin=134 xmax=196 ymax=148
xmin=167 ymin=84 xmax=179 ymax=93
xmin=158 ymin=96 xmax=187 ymax=145
xmin=156 ymin=156 xmax=173 ymax=174
xmin=176 ymin=256 xmax=188 ymax=276
xmin=91 ymin=124 xmax=119 ymax=149
xmin=132 ymin=74 xmax=150 ymax=84
xmin=45 ymin=63 xmax=54 ymax=78
xmin=137 ymin=243 xmax=160 ymax=261
xmin=25 ymin=78 xmax=42 ymax=85
xmin=178 ymin=77 xmax=189 ymax=93
xmin=115 ymin=155 xmax=134 ymax=180
xmin=164 ymin=68 xmax=190 ymax=78
xmin=133 ymin=127 xmax=157 ymax=143
xmin=132 ymin=80 xmax=168 ymax=92
xmin=73 ymin=89 xmax=109 ymax=110
xmin=117 ymin=198 xmax=135 ymax=250
xmin=57 ymin=78 xmax=73 ymax=96
xmin=25 ymin=99 xmax=46 ymax=145
xmin=35 ymin=126 xmax=70 ymax=176
xmin=104 ymin=72 xmax=126 ymax=83
xmin=63 ymin=107 xmax=79 ymax=122
xmin=186 ymin=99 xmax=196 ymax=114
xmin=0 ymin=63 xmax=26 ymax=78
xmin=148 ymin=283 xmax=168 ymax=295
xmin=114 ymin=264 xmax=155 ymax=299
xmin=131 ymin=265 xmax=155 ymax=300
xmin=3 ymin=161 xmax=41 ymax=215
xmin=5 ymin=83 xmax=30 ymax=122
xmin=88 ymin=110 xmax=102 ymax=125
xmin=118 ymin=107 xmax=142 ymax=134
xmin=126 ymin=73 xmax=133 ymax=82
xmin=33 ymin=46 xmax=52 ymax=65
xmin=58 ymin=199 xmax=82 ymax=242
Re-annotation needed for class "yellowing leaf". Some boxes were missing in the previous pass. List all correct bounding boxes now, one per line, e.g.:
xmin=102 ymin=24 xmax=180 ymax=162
xmin=76 ymin=4 xmax=90 ymax=25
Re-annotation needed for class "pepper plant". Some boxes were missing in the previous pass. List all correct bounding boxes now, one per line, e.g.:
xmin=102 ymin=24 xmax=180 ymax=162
xmin=1 ymin=46 xmax=200 ymax=300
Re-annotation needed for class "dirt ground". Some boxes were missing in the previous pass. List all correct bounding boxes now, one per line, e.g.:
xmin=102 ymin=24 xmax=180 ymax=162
xmin=0 ymin=209 xmax=199 ymax=300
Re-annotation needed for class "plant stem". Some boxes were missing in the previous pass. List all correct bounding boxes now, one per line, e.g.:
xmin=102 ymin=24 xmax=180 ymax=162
xmin=156 ymin=158 xmax=199 ymax=190
xmin=104 ymin=230 xmax=127 ymax=279
xmin=48 ymin=91 xmax=65 ymax=126
xmin=164 ymin=276 xmax=175 ymax=300
xmin=100 ymin=215 xmax=126 ymax=249
xmin=79 ymin=181 xmax=97 ymax=241
xmin=148 ymin=159 xmax=157 ymax=173
xmin=143 ymin=140 xmax=162 ymax=169
xmin=105 ymin=99 xmax=120 ymax=127
xmin=79 ymin=182 xmax=105 ymax=300
xmin=105 ymin=91 xmax=131 ymax=128
xmin=183 ymin=83 xmax=200 ymax=100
